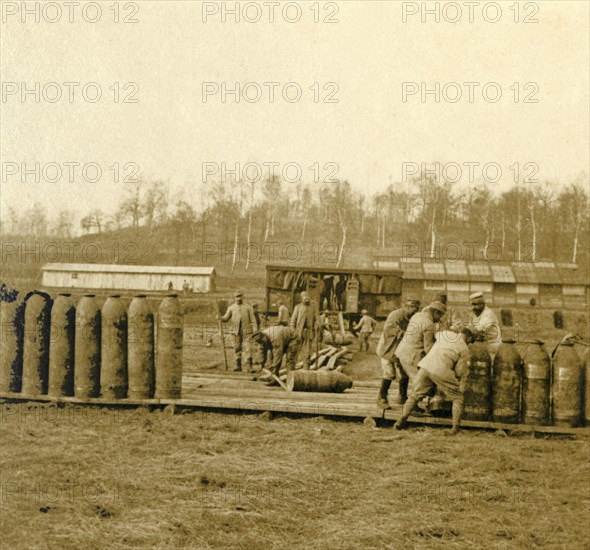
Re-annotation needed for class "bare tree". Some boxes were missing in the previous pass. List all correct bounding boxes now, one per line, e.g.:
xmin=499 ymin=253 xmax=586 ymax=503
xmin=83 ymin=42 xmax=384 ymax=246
xmin=143 ymin=180 xmax=168 ymax=235
xmin=24 ymin=203 xmax=48 ymax=237
xmin=171 ymin=200 xmax=197 ymax=266
xmin=300 ymin=185 xmax=312 ymax=242
xmin=120 ymin=182 xmax=144 ymax=229
xmin=559 ymin=176 xmax=589 ymax=263
xmin=244 ymin=179 xmax=256 ymax=271
xmin=54 ymin=210 xmax=75 ymax=239
xmin=331 ymin=181 xmax=355 ymax=267
xmin=262 ymin=176 xmax=281 ymax=241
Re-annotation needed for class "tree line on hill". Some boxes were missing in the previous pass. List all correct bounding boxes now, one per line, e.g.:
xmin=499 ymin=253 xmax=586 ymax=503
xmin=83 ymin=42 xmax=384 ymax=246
xmin=2 ymin=170 xmax=588 ymax=270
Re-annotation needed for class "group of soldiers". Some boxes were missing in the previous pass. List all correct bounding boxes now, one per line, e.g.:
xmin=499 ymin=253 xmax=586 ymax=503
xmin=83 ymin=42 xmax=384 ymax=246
xmin=376 ymin=290 xmax=501 ymax=434
xmin=219 ymin=288 xmax=502 ymax=432
xmin=218 ymin=290 xmax=318 ymax=386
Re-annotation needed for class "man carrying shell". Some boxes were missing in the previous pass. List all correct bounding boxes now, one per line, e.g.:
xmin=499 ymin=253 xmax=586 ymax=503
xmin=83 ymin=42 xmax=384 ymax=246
xmin=395 ymin=301 xmax=447 ymax=398
xmin=395 ymin=327 xmax=475 ymax=435
xmin=375 ymin=298 xmax=421 ymax=409
xmin=253 ymin=325 xmax=300 ymax=386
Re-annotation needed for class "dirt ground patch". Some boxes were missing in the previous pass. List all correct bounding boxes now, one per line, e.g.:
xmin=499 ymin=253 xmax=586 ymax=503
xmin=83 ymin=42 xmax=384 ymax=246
xmin=1 ymin=402 xmax=588 ymax=550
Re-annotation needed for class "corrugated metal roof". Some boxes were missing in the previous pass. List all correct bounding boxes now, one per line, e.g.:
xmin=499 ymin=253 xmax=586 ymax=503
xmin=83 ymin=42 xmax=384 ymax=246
xmin=557 ymin=263 xmax=590 ymax=286
xmin=511 ymin=262 xmax=538 ymax=284
xmin=42 ymin=263 xmax=215 ymax=276
xmin=372 ymin=257 xmax=589 ymax=287
xmin=467 ymin=263 xmax=492 ymax=282
xmin=422 ymin=262 xmax=446 ymax=280
xmin=445 ymin=260 xmax=468 ymax=280
xmin=399 ymin=260 xmax=424 ymax=279
xmin=532 ymin=262 xmax=563 ymax=285
xmin=490 ymin=264 xmax=516 ymax=283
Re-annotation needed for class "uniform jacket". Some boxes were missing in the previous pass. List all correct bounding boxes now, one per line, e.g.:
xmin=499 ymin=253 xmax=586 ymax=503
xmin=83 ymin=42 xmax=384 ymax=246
xmin=354 ymin=315 xmax=377 ymax=334
xmin=417 ymin=330 xmax=470 ymax=384
xmin=395 ymin=310 xmax=436 ymax=367
xmin=221 ymin=303 xmax=257 ymax=336
xmin=263 ymin=325 xmax=297 ymax=351
xmin=290 ymin=303 xmax=319 ymax=338
xmin=376 ymin=307 xmax=411 ymax=360
xmin=277 ymin=304 xmax=290 ymax=325
xmin=469 ymin=306 xmax=501 ymax=353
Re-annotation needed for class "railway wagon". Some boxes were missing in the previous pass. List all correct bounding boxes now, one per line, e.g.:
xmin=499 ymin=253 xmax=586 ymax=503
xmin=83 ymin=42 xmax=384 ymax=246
xmin=265 ymin=264 xmax=403 ymax=320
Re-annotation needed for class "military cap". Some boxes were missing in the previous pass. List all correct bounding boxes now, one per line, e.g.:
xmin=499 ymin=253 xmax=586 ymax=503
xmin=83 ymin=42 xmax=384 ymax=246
xmin=234 ymin=290 xmax=243 ymax=298
xmin=469 ymin=291 xmax=485 ymax=305
xmin=429 ymin=301 xmax=447 ymax=314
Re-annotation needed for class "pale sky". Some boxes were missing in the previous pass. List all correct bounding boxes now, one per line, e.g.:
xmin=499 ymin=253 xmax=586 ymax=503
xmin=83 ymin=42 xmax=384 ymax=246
xmin=1 ymin=0 xmax=588 ymax=224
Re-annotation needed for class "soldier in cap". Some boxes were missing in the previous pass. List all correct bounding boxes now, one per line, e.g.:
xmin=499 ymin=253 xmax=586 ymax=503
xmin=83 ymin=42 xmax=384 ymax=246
xmin=353 ymin=309 xmax=377 ymax=352
xmin=423 ymin=291 xmax=451 ymax=328
xmin=219 ymin=291 xmax=258 ymax=372
xmin=395 ymin=327 xmax=475 ymax=435
xmin=375 ymin=298 xmax=421 ymax=409
xmin=290 ymin=291 xmax=319 ymax=369
xmin=394 ymin=300 xmax=447 ymax=401
xmin=468 ymin=292 xmax=501 ymax=356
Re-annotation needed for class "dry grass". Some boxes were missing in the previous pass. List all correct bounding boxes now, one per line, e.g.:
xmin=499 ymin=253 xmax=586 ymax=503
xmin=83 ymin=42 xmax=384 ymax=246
xmin=1 ymin=401 xmax=588 ymax=550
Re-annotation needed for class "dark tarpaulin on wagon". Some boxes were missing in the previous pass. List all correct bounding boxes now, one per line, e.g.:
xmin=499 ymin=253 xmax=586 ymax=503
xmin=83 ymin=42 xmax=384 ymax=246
xmin=377 ymin=275 xmax=402 ymax=294
xmin=267 ymin=269 xmax=298 ymax=290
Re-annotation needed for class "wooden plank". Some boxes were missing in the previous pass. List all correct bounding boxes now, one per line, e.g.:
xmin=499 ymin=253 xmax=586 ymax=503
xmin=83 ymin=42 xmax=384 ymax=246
xmin=1 ymin=390 xmax=587 ymax=435
xmin=338 ymin=312 xmax=346 ymax=338
xmin=326 ymin=348 xmax=349 ymax=370
xmin=261 ymin=368 xmax=289 ymax=391
xmin=381 ymin=409 xmax=590 ymax=434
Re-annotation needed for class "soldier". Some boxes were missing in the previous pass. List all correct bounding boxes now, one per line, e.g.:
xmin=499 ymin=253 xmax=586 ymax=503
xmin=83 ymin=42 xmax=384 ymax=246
xmin=354 ymin=309 xmax=377 ymax=352
xmin=253 ymin=325 xmax=299 ymax=386
xmin=376 ymin=298 xmax=421 ymax=409
xmin=290 ymin=291 xmax=319 ymax=370
xmin=252 ymin=302 xmax=266 ymax=330
xmin=335 ymin=276 xmax=347 ymax=311
xmin=395 ymin=327 xmax=475 ymax=435
xmin=395 ymin=301 xmax=447 ymax=399
xmin=322 ymin=275 xmax=334 ymax=310
xmin=468 ymin=292 xmax=501 ymax=356
xmin=429 ymin=291 xmax=450 ymax=329
xmin=276 ymin=299 xmax=290 ymax=326
xmin=219 ymin=291 xmax=258 ymax=372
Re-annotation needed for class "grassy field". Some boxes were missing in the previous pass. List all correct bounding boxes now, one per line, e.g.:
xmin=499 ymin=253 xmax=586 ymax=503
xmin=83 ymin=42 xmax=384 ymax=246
xmin=1 ymin=400 xmax=588 ymax=550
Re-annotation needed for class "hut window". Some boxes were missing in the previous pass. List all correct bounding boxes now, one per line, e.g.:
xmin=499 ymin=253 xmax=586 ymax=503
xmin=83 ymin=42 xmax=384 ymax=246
xmin=71 ymin=273 xmax=78 ymax=279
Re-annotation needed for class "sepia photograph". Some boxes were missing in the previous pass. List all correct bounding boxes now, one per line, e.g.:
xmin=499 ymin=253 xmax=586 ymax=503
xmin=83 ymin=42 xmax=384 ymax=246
xmin=1 ymin=1 xmax=589 ymax=548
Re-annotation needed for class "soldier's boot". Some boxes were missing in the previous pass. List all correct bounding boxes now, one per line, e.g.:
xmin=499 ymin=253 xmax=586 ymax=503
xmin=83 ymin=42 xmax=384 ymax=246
xmin=233 ymin=358 xmax=242 ymax=372
xmin=394 ymin=397 xmax=418 ymax=430
xmin=448 ymin=401 xmax=464 ymax=436
xmin=376 ymin=379 xmax=392 ymax=410
xmin=245 ymin=358 xmax=253 ymax=373
xmin=394 ymin=377 xmax=409 ymax=405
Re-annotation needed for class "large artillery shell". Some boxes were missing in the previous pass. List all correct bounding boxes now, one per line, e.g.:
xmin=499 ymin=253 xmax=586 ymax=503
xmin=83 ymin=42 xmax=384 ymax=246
xmin=155 ymin=295 xmax=183 ymax=399
xmin=75 ymin=295 xmax=101 ymax=398
xmin=48 ymin=294 xmax=76 ymax=397
xmin=491 ymin=339 xmax=523 ymax=424
xmin=22 ymin=292 xmax=52 ymax=395
xmin=0 ymin=295 xmax=26 ymax=392
xmin=100 ymin=296 xmax=128 ymax=399
xmin=464 ymin=341 xmax=492 ymax=421
xmin=552 ymin=342 xmax=583 ymax=428
xmin=128 ymin=295 xmax=155 ymax=399
xmin=522 ymin=339 xmax=551 ymax=425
